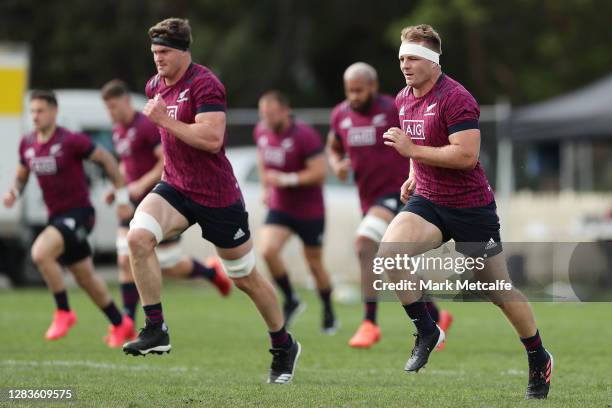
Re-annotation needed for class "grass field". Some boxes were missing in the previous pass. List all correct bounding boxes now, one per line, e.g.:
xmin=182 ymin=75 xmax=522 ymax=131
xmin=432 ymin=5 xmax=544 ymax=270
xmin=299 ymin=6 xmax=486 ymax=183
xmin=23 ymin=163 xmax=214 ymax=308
xmin=0 ymin=280 xmax=610 ymax=407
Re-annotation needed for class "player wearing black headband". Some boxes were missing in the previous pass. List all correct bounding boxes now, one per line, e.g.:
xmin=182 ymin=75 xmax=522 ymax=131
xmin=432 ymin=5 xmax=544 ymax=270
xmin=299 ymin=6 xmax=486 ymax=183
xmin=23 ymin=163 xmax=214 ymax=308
xmin=121 ymin=18 xmax=301 ymax=385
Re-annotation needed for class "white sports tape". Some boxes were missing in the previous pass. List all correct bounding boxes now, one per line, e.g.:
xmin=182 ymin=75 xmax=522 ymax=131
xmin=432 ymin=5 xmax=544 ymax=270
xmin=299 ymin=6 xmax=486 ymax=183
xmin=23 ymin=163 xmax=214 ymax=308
xmin=116 ymin=235 xmax=129 ymax=256
xmin=356 ymin=215 xmax=389 ymax=243
xmin=129 ymin=211 xmax=163 ymax=244
xmin=155 ymin=244 xmax=183 ymax=269
xmin=398 ymin=43 xmax=440 ymax=64
xmin=115 ymin=187 xmax=130 ymax=205
xmin=219 ymin=250 xmax=255 ymax=278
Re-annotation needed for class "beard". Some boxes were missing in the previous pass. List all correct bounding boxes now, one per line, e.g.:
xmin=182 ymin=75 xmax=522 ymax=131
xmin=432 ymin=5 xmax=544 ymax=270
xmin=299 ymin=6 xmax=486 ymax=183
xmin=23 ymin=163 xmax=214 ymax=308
xmin=271 ymin=122 xmax=285 ymax=134
xmin=350 ymin=94 xmax=374 ymax=114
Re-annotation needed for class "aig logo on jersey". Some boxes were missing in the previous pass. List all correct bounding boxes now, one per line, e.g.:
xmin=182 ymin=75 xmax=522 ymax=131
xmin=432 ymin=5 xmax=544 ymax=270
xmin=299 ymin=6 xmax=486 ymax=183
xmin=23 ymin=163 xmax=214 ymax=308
xmin=263 ymin=147 xmax=285 ymax=167
xmin=166 ymin=105 xmax=178 ymax=120
xmin=31 ymin=156 xmax=58 ymax=175
xmin=402 ymin=120 xmax=425 ymax=140
xmin=347 ymin=126 xmax=376 ymax=146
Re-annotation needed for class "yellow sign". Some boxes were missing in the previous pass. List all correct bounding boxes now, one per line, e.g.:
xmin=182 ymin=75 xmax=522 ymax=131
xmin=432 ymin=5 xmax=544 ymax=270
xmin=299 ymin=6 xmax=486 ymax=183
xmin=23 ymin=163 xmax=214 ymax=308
xmin=0 ymin=68 xmax=27 ymax=114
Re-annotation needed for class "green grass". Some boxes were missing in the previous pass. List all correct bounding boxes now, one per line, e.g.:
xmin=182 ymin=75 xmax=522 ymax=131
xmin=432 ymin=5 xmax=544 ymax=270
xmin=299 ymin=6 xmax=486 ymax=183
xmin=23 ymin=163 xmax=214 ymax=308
xmin=0 ymin=281 xmax=610 ymax=407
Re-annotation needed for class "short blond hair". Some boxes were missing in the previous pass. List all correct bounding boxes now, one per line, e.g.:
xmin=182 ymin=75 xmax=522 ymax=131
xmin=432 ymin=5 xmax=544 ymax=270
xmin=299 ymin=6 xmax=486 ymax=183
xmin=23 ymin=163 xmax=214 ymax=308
xmin=400 ymin=24 xmax=442 ymax=55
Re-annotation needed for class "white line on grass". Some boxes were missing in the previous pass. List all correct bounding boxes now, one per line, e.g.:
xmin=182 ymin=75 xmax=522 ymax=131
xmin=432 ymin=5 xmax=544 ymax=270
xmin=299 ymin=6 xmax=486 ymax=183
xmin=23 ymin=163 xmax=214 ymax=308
xmin=1 ymin=359 xmax=199 ymax=372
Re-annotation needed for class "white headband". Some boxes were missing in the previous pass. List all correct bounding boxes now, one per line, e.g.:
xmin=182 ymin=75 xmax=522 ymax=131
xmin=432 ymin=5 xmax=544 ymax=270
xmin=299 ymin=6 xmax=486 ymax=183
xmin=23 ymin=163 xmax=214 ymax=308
xmin=398 ymin=43 xmax=440 ymax=64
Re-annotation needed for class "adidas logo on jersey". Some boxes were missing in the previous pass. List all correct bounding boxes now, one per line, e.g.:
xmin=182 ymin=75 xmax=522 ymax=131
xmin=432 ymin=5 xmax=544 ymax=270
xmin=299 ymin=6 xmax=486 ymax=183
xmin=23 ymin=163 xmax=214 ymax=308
xmin=399 ymin=106 xmax=405 ymax=115
xmin=234 ymin=228 xmax=246 ymax=240
xmin=485 ymin=238 xmax=497 ymax=251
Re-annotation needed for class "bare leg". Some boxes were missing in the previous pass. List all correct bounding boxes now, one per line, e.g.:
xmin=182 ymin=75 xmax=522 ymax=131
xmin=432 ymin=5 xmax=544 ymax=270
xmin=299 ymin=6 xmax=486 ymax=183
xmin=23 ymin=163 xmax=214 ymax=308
xmin=303 ymin=246 xmax=331 ymax=291
xmin=378 ymin=211 xmax=443 ymax=305
xmin=218 ymin=239 xmax=284 ymax=332
xmin=259 ymin=225 xmax=292 ymax=280
xmin=127 ymin=194 xmax=189 ymax=306
xmin=30 ymin=226 xmax=66 ymax=294
xmin=473 ymin=252 xmax=537 ymax=338
xmin=67 ymin=257 xmax=112 ymax=308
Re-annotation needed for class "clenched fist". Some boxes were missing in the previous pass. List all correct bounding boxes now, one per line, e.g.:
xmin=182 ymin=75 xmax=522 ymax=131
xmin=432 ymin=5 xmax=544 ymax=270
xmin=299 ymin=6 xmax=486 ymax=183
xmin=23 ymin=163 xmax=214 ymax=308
xmin=143 ymin=94 xmax=169 ymax=126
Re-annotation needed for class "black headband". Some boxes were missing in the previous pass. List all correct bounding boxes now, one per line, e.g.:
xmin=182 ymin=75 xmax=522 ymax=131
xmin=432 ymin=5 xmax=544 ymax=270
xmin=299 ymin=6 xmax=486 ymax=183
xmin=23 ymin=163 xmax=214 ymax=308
xmin=151 ymin=36 xmax=190 ymax=51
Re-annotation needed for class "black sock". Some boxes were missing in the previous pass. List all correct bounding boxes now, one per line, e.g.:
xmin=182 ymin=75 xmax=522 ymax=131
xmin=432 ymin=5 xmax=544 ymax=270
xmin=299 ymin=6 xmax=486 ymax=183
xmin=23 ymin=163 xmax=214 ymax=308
xmin=53 ymin=290 xmax=70 ymax=311
xmin=120 ymin=282 xmax=139 ymax=321
xmin=143 ymin=303 xmax=164 ymax=326
xmin=424 ymin=300 xmax=440 ymax=322
xmin=269 ymin=326 xmax=293 ymax=350
xmin=318 ymin=288 xmax=333 ymax=314
xmin=274 ymin=274 xmax=295 ymax=303
xmin=102 ymin=302 xmax=123 ymax=326
xmin=364 ymin=301 xmax=377 ymax=324
xmin=521 ymin=330 xmax=548 ymax=367
xmin=403 ymin=300 xmax=436 ymax=335
xmin=189 ymin=259 xmax=216 ymax=280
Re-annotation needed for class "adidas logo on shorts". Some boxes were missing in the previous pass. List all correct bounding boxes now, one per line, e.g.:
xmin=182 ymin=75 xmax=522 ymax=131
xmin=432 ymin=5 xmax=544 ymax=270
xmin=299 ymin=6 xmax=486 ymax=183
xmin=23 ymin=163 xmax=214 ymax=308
xmin=234 ymin=228 xmax=245 ymax=240
xmin=485 ymin=238 xmax=497 ymax=251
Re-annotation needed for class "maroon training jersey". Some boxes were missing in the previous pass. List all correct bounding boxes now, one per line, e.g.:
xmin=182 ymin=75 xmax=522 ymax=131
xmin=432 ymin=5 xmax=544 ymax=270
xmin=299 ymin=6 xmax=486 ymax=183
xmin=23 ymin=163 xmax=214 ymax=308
xmin=19 ymin=127 xmax=94 ymax=218
xmin=254 ymin=120 xmax=325 ymax=219
xmin=395 ymin=73 xmax=494 ymax=208
xmin=112 ymin=111 xmax=160 ymax=201
xmin=146 ymin=63 xmax=242 ymax=207
xmin=330 ymin=94 xmax=409 ymax=214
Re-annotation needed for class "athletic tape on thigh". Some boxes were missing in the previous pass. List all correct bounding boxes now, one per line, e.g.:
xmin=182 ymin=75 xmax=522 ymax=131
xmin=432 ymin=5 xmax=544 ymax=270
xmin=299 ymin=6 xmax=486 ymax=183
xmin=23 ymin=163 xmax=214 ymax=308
xmin=356 ymin=215 xmax=389 ymax=243
xmin=129 ymin=211 xmax=163 ymax=244
xmin=219 ymin=250 xmax=255 ymax=278
xmin=155 ymin=244 xmax=183 ymax=269
xmin=116 ymin=235 xmax=129 ymax=256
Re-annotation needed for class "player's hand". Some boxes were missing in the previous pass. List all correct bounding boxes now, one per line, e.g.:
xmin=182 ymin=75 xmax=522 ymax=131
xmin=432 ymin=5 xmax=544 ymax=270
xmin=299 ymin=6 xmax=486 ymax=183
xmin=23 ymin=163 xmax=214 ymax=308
xmin=2 ymin=190 xmax=17 ymax=208
xmin=143 ymin=94 xmax=168 ymax=126
xmin=261 ymin=187 xmax=270 ymax=206
xmin=400 ymin=176 xmax=416 ymax=203
xmin=331 ymin=158 xmax=351 ymax=182
xmin=263 ymin=170 xmax=298 ymax=187
xmin=127 ymin=181 xmax=147 ymax=201
xmin=116 ymin=203 xmax=135 ymax=223
xmin=104 ymin=188 xmax=115 ymax=205
xmin=263 ymin=170 xmax=281 ymax=187
xmin=383 ymin=127 xmax=414 ymax=158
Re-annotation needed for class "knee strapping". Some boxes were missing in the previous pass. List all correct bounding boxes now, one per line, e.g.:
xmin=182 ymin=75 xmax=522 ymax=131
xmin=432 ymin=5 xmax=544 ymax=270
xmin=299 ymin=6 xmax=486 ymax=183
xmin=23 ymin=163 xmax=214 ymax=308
xmin=219 ymin=250 xmax=255 ymax=278
xmin=356 ymin=215 xmax=389 ymax=243
xmin=129 ymin=211 xmax=163 ymax=244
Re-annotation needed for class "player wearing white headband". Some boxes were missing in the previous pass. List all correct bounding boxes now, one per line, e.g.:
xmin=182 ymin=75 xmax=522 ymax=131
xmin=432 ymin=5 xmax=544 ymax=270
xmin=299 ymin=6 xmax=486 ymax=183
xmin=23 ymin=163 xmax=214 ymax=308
xmin=381 ymin=24 xmax=553 ymax=399
xmin=328 ymin=62 xmax=452 ymax=349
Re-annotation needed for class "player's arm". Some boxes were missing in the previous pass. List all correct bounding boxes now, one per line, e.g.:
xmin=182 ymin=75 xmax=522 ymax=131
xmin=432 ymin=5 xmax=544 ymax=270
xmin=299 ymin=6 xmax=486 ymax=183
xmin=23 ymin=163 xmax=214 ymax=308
xmin=144 ymin=95 xmax=224 ymax=153
xmin=257 ymin=153 xmax=268 ymax=188
xmin=265 ymin=153 xmax=327 ymax=188
xmin=326 ymin=131 xmax=351 ymax=181
xmin=383 ymin=127 xmax=480 ymax=170
xmin=88 ymin=147 xmax=133 ymax=220
xmin=256 ymin=153 xmax=272 ymax=205
xmin=89 ymin=146 xmax=126 ymax=189
xmin=129 ymin=145 xmax=164 ymax=199
xmin=296 ymin=153 xmax=327 ymax=186
xmin=2 ymin=164 xmax=30 ymax=208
